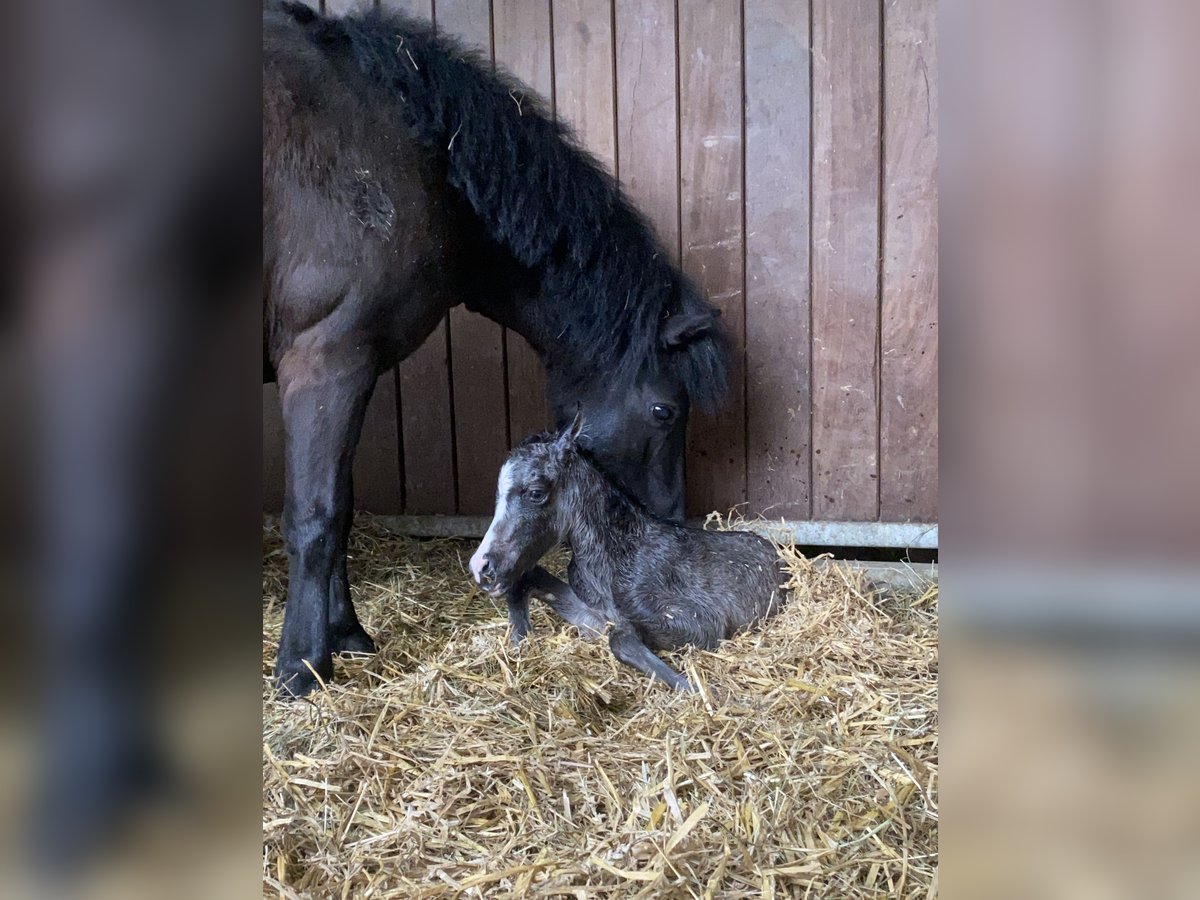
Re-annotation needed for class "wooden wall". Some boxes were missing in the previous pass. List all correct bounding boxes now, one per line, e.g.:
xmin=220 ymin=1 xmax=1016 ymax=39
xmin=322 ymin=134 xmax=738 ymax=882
xmin=264 ymin=0 xmax=938 ymax=526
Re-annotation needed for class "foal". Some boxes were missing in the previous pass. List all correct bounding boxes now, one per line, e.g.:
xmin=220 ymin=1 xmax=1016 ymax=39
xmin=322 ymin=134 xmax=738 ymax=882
xmin=469 ymin=419 xmax=789 ymax=691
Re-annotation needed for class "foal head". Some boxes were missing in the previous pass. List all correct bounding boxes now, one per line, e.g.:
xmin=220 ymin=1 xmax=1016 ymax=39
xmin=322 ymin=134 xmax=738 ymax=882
xmin=468 ymin=417 xmax=585 ymax=597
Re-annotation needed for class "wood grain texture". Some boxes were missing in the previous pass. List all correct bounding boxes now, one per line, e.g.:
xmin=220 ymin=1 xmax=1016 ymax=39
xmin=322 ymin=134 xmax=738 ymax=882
xmin=446 ymin=307 xmax=508 ymax=513
xmin=744 ymin=0 xmax=812 ymax=519
xmin=322 ymin=0 xmax=371 ymax=15
xmin=494 ymin=0 xmax=554 ymax=445
xmin=437 ymin=0 xmax=511 ymax=514
xmin=679 ymin=0 xmax=746 ymax=516
xmin=432 ymin=0 xmax=491 ymax=38
xmin=811 ymin=0 xmax=881 ymax=521
xmin=880 ymin=0 xmax=937 ymax=522
xmin=614 ymin=0 xmax=679 ymax=250
xmin=397 ymin=322 xmax=456 ymax=513
xmin=352 ymin=371 xmax=405 ymax=512
xmin=552 ymin=0 xmax=617 ymax=172
xmin=380 ymin=0 xmax=428 ymax=15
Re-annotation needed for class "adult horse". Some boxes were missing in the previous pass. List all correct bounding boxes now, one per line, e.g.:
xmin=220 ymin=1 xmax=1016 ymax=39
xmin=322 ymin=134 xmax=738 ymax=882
xmin=264 ymin=2 xmax=730 ymax=695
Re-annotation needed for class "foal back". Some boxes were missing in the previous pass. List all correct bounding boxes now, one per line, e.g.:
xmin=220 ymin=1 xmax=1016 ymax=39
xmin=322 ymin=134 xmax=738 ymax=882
xmin=618 ymin=526 xmax=787 ymax=652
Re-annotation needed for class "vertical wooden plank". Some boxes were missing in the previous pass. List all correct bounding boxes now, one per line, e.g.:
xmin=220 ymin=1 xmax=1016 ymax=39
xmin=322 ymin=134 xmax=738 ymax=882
xmin=438 ymin=0 xmax=511 ymax=514
xmin=365 ymin=0 xmax=458 ymax=515
xmin=744 ymin=0 xmax=812 ymax=519
xmin=323 ymin=0 xmax=370 ymax=15
xmin=381 ymin=0 xmax=427 ymax=15
xmin=351 ymin=372 xmax=405 ymax=512
xmin=614 ymin=0 xmax=678 ymax=256
xmin=396 ymin=31 xmax=458 ymax=517
xmin=434 ymin=0 xmax=491 ymax=39
xmin=494 ymin=0 xmax=554 ymax=444
xmin=263 ymin=383 xmax=285 ymax=513
xmin=679 ymin=0 xmax=746 ymax=516
xmin=880 ymin=0 xmax=937 ymax=522
xmin=552 ymin=0 xmax=616 ymax=172
xmin=811 ymin=0 xmax=881 ymax=521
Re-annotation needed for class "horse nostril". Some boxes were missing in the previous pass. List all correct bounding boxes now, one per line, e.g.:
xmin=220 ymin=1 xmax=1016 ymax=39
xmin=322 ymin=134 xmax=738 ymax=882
xmin=480 ymin=558 xmax=494 ymax=579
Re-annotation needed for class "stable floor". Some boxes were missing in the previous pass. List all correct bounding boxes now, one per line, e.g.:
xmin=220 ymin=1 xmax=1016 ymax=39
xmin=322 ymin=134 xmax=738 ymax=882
xmin=263 ymin=516 xmax=938 ymax=898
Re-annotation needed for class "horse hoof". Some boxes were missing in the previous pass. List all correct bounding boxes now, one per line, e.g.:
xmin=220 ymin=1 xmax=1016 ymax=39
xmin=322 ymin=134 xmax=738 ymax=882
xmin=332 ymin=626 xmax=377 ymax=656
xmin=274 ymin=656 xmax=332 ymax=699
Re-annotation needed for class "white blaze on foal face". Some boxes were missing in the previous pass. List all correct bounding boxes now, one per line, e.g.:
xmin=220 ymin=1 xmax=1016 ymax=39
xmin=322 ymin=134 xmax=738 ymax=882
xmin=468 ymin=446 xmax=564 ymax=597
xmin=469 ymin=461 xmax=515 ymax=591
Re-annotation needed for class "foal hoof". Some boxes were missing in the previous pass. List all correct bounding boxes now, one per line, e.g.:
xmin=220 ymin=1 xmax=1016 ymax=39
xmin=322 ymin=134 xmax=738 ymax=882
xmin=332 ymin=625 xmax=377 ymax=656
xmin=669 ymin=674 xmax=698 ymax=693
xmin=274 ymin=655 xmax=332 ymax=699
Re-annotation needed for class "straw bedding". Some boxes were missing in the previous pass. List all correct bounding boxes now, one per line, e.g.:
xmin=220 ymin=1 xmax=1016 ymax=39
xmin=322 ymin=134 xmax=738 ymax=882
xmin=263 ymin=515 xmax=938 ymax=898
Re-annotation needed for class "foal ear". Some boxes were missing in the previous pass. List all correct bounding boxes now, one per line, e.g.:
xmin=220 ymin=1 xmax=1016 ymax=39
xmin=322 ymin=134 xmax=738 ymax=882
xmin=559 ymin=408 xmax=585 ymax=447
xmin=661 ymin=308 xmax=721 ymax=348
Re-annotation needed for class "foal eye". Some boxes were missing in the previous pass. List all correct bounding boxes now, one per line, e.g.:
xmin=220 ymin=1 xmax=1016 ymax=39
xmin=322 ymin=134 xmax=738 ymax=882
xmin=650 ymin=403 xmax=674 ymax=422
xmin=525 ymin=487 xmax=548 ymax=504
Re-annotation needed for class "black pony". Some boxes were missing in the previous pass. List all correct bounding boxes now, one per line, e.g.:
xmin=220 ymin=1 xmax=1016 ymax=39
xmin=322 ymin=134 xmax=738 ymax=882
xmin=264 ymin=2 xmax=729 ymax=695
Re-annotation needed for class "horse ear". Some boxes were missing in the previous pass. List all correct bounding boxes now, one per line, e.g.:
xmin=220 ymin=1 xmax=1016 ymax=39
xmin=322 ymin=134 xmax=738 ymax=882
xmin=661 ymin=308 xmax=720 ymax=348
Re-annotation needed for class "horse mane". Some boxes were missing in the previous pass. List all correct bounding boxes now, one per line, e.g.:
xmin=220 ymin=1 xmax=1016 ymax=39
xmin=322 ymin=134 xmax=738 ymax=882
xmin=284 ymin=3 xmax=729 ymax=411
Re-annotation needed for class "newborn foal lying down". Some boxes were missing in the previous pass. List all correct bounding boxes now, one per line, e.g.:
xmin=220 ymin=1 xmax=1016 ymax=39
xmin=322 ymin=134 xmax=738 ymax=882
xmin=469 ymin=418 xmax=788 ymax=691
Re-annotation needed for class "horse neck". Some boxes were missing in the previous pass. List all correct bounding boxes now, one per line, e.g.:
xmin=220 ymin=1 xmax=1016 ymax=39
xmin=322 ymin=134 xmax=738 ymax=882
xmin=560 ymin=456 xmax=644 ymax=578
xmin=458 ymin=248 xmax=547 ymax=346
xmin=466 ymin=251 xmax=659 ymax=381
xmin=473 ymin=278 xmax=572 ymax=363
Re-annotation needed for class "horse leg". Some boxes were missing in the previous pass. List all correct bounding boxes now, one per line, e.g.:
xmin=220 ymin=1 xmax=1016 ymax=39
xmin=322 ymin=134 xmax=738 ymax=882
xmin=608 ymin=624 xmax=695 ymax=693
xmin=520 ymin=567 xmax=607 ymax=639
xmin=328 ymin=470 xmax=376 ymax=655
xmin=275 ymin=347 xmax=377 ymax=697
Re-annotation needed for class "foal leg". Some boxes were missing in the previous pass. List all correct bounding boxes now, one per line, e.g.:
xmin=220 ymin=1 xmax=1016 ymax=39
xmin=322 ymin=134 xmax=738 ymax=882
xmin=521 ymin=567 xmax=607 ymax=639
xmin=275 ymin=346 xmax=377 ymax=697
xmin=504 ymin=586 xmax=533 ymax=645
xmin=608 ymin=625 xmax=695 ymax=693
xmin=328 ymin=470 xmax=376 ymax=655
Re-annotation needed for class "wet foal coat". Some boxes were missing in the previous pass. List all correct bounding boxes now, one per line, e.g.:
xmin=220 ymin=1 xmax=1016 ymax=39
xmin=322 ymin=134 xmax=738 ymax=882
xmin=471 ymin=424 xmax=789 ymax=691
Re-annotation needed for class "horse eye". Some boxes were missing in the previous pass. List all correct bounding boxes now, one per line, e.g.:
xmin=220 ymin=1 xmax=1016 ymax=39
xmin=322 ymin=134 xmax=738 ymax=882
xmin=526 ymin=487 xmax=548 ymax=504
xmin=650 ymin=403 xmax=674 ymax=422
